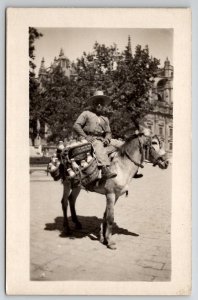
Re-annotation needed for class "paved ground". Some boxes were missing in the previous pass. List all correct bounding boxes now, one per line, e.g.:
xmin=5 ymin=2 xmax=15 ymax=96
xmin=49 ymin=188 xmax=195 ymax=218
xmin=30 ymin=163 xmax=171 ymax=281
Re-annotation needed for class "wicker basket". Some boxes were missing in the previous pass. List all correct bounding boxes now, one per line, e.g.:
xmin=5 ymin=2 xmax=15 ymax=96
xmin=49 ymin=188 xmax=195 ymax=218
xmin=80 ymin=157 xmax=99 ymax=186
xmin=68 ymin=143 xmax=92 ymax=161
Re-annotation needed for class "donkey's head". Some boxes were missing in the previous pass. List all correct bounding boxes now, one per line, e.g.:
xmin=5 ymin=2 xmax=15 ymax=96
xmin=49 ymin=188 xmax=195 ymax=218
xmin=148 ymin=135 xmax=169 ymax=169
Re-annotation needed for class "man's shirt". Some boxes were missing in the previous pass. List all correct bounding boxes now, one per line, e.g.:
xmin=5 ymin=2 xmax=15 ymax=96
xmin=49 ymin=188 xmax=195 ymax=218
xmin=73 ymin=110 xmax=111 ymax=138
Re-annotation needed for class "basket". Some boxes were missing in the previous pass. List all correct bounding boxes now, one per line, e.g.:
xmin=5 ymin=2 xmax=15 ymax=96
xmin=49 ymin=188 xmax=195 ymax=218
xmin=80 ymin=157 xmax=99 ymax=186
xmin=58 ymin=142 xmax=99 ymax=186
xmin=68 ymin=143 xmax=92 ymax=161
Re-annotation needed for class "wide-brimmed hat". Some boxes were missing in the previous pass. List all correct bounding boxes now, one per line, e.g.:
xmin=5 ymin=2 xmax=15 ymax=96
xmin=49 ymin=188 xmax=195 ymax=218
xmin=87 ymin=90 xmax=111 ymax=106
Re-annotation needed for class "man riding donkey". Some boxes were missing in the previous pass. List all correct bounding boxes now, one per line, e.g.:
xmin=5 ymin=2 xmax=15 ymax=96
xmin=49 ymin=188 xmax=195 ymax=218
xmin=73 ymin=90 xmax=143 ymax=180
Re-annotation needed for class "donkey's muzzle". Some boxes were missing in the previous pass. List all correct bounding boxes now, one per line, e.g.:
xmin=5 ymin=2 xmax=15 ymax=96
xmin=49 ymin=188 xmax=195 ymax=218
xmin=157 ymin=158 xmax=169 ymax=169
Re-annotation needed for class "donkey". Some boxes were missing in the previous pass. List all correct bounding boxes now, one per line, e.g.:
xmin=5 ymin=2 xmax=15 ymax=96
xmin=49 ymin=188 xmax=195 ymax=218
xmin=61 ymin=133 xmax=169 ymax=249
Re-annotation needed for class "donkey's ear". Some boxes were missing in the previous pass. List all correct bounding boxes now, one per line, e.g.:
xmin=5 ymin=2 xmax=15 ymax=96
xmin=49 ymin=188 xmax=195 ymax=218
xmin=142 ymin=128 xmax=151 ymax=137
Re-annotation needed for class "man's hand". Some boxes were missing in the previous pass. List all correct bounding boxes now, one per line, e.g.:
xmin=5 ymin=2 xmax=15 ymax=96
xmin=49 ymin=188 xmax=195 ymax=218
xmin=103 ymin=139 xmax=110 ymax=147
xmin=86 ymin=136 xmax=96 ymax=143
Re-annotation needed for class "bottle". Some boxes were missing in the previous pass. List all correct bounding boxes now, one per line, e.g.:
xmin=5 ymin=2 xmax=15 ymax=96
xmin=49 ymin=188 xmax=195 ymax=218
xmin=81 ymin=160 xmax=88 ymax=168
xmin=67 ymin=168 xmax=76 ymax=178
xmin=56 ymin=161 xmax=60 ymax=168
xmin=57 ymin=141 xmax=64 ymax=150
xmin=51 ymin=155 xmax=57 ymax=165
xmin=86 ymin=152 xmax=93 ymax=163
xmin=71 ymin=158 xmax=79 ymax=171
xmin=48 ymin=162 xmax=57 ymax=172
xmin=48 ymin=162 xmax=53 ymax=171
xmin=98 ymin=169 xmax=102 ymax=179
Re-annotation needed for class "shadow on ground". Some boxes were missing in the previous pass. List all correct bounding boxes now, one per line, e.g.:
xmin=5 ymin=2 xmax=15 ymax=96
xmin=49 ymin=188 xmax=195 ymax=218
xmin=45 ymin=216 xmax=139 ymax=241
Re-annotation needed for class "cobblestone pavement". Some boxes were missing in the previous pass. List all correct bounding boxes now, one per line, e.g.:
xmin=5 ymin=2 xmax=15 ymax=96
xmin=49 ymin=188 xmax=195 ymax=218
xmin=30 ymin=163 xmax=171 ymax=281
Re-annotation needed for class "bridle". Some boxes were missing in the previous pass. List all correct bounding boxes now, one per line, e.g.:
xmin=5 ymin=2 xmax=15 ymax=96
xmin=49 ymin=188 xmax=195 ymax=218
xmin=124 ymin=134 xmax=166 ymax=169
xmin=124 ymin=135 xmax=146 ymax=168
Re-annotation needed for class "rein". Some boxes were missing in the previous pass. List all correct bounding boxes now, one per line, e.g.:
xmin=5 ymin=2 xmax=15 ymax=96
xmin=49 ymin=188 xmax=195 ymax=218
xmin=124 ymin=136 xmax=145 ymax=168
xmin=125 ymin=151 xmax=144 ymax=168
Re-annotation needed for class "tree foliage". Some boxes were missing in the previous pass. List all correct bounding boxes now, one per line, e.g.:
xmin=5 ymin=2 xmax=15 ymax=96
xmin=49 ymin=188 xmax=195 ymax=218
xmin=74 ymin=42 xmax=160 ymax=137
xmin=29 ymin=27 xmax=43 ymax=140
xmin=29 ymin=27 xmax=43 ymax=76
xmin=38 ymin=65 xmax=82 ymax=140
xmin=29 ymin=37 xmax=160 ymax=141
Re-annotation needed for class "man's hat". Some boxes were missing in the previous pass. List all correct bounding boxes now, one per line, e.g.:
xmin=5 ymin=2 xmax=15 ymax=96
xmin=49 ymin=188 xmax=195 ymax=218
xmin=87 ymin=90 xmax=111 ymax=106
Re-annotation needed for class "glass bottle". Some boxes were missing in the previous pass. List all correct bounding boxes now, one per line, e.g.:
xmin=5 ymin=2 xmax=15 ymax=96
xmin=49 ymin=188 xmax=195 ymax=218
xmin=86 ymin=152 xmax=92 ymax=163
xmin=67 ymin=168 xmax=76 ymax=178
xmin=71 ymin=158 xmax=79 ymax=171
xmin=81 ymin=160 xmax=88 ymax=168
xmin=98 ymin=169 xmax=102 ymax=179
xmin=48 ymin=162 xmax=57 ymax=172
xmin=57 ymin=141 xmax=64 ymax=150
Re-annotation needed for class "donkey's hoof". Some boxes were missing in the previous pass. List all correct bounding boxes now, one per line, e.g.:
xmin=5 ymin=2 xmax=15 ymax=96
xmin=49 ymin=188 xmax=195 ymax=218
xmin=75 ymin=222 xmax=82 ymax=230
xmin=107 ymin=241 xmax=117 ymax=250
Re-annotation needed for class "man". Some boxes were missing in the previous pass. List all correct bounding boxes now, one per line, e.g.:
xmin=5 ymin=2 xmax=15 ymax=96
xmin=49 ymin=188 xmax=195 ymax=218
xmin=73 ymin=90 xmax=117 ymax=180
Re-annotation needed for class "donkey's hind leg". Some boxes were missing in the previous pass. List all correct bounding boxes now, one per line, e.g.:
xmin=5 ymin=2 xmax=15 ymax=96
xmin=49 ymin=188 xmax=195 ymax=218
xmin=68 ymin=186 xmax=82 ymax=229
xmin=61 ymin=179 xmax=72 ymax=236
xmin=100 ymin=210 xmax=107 ymax=244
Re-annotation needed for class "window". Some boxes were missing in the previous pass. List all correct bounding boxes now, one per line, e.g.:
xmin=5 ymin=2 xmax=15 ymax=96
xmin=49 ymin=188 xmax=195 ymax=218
xmin=169 ymin=143 xmax=173 ymax=150
xmin=159 ymin=127 xmax=163 ymax=135
xmin=169 ymin=128 xmax=173 ymax=137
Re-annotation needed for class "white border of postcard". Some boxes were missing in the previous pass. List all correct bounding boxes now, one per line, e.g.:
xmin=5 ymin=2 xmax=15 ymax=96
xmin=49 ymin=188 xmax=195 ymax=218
xmin=6 ymin=8 xmax=191 ymax=295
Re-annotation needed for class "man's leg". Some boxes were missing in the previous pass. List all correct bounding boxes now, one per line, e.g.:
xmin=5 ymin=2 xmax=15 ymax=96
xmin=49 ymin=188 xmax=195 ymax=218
xmin=92 ymin=139 xmax=110 ymax=165
xmin=92 ymin=139 xmax=117 ymax=179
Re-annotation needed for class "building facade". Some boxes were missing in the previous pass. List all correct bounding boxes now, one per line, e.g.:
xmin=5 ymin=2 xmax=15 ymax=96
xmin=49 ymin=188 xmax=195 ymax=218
xmin=38 ymin=48 xmax=72 ymax=89
xmin=145 ymin=57 xmax=173 ymax=156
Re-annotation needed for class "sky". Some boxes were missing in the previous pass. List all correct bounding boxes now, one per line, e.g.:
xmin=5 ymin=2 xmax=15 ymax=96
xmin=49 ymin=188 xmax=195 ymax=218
xmin=34 ymin=28 xmax=173 ymax=75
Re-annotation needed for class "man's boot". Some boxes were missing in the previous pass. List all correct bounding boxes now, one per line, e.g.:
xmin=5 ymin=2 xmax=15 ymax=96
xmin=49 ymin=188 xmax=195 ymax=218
xmin=101 ymin=166 xmax=117 ymax=179
xmin=133 ymin=171 xmax=143 ymax=179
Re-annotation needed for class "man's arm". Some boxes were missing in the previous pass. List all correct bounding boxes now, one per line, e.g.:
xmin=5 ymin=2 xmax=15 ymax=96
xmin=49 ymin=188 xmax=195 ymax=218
xmin=73 ymin=111 xmax=95 ymax=143
xmin=103 ymin=117 xmax=112 ymax=146
xmin=73 ymin=111 xmax=87 ymax=138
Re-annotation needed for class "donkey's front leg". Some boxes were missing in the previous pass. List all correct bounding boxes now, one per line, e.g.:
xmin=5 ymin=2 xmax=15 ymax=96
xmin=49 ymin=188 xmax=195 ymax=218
xmin=104 ymin=193 xmax=116 ymax=250
xmin=61 ymin=179 xmax=72 ymax=236
xmin=68 ymin=186 xmax=82 ymax=230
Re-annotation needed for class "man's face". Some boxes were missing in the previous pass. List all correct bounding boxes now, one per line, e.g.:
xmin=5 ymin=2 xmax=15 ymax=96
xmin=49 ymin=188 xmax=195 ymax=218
xmin=95 ymin=102 xmax=104 ymax=115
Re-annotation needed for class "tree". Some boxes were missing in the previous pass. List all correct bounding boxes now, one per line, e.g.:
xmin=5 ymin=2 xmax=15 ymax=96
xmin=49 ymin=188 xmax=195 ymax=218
xmin=29 ymin=27 xmax=43 ymax=76
xmin=29 ymin=39 xmax=160 ymax=142
xmin=74 ymin=42 xmax=118 ymax=102
xmin=108 ymin=44 xmax=160 ymax=137
xmin=38 ymin=65 xmax=81 ymax=141
xmin=29 ymin=27 xmax=43 ymax=142
xmin=73 ymin=42 xmax=160 ymax=138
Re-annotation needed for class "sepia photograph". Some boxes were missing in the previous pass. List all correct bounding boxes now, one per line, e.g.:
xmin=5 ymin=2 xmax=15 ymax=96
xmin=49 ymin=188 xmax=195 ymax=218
xmin=6 ymin=8 xmax=191 ymax=295
xmin=30 ymin=27 xmax=173 ymax=281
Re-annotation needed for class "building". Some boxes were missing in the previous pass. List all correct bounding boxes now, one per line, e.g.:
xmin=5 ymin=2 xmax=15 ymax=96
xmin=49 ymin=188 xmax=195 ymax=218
xmin=38 ymin=48 xmax=72 ymax=89
xmin=145 ymin=57 xmax=173 ymax=157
